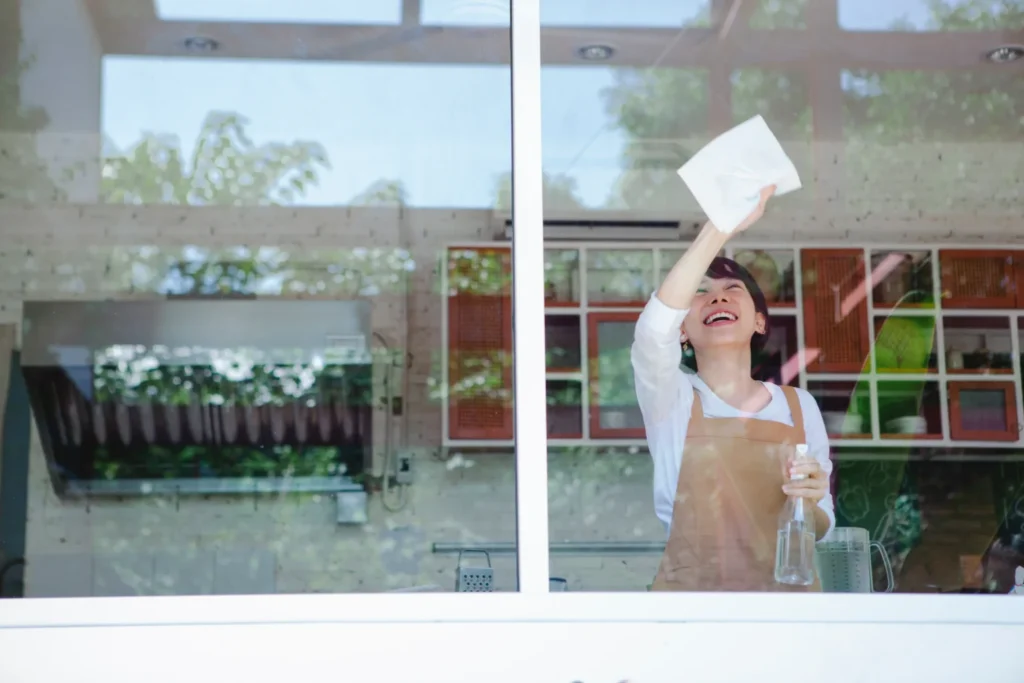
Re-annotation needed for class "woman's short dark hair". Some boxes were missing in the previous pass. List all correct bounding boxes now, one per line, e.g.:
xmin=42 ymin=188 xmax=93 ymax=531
xmin=681 ymin=256 xmax=771 ymax=373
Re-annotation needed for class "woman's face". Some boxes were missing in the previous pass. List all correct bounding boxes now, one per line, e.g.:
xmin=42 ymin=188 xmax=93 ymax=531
xmin=681 ymin=276 xmax=766 ymax=353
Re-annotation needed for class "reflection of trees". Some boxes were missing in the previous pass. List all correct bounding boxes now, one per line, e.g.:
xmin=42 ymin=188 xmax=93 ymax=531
xmin=0 ymin=50 xmax=66 ymax=202
xmin=492 ymin=170 xmax=586 ymax=211
xmin=102 ymin=111 xmax=329 ymax=206
xmin=602 ymin=0 xmax=1018 ymax=211
xmin=98 ymin=112 xmax=416 ymax=297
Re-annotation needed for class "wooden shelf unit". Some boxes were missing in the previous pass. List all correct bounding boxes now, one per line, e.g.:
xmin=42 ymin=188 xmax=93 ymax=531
xmin=441 ymin=243 xmax=1024 ymax=450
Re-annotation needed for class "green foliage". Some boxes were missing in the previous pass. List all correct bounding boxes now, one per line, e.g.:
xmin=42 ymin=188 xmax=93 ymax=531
xmin=101 ymin=111 xmax=330 ymax=206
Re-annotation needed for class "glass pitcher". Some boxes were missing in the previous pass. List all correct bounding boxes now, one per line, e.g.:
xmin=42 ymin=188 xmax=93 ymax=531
xmin=816 ymin=527 xmax=894 ymax=593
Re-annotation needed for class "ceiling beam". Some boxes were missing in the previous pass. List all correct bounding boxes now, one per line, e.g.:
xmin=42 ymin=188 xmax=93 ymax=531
xmin=89 ymin=18 xmax=1024 ymax=70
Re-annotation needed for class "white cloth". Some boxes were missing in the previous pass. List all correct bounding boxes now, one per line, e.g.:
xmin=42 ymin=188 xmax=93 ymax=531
xmin=631 ymin=293 xmax=835 ymax=540
xmin=677 ymin=115 xmax=801 ymax=233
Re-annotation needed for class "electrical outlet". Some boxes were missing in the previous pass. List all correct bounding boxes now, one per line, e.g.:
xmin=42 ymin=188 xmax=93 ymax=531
xmin=395 ymin=454 xmax=413 ymax=484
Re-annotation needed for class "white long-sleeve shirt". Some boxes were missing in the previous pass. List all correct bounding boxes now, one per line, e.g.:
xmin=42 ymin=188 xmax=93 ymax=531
xmin=632 ymin=294 xmax=836 ymax=540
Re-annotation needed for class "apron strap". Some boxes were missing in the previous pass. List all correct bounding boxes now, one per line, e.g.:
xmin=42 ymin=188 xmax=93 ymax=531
xmin=780 ymin=385 xmax=806 ymax=443
xmin=689 ymin=389 xmax=705 ymax=430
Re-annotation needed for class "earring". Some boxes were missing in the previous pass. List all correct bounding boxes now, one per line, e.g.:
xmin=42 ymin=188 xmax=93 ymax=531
xmin=681 ymin=340 xmax=692 ymax=354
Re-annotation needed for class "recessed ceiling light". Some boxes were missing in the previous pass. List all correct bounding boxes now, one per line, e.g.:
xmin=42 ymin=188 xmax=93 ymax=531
xmin=985 ymin=45 xmax=1024 ymax=63
xmin=577 ymin=44 xmax=615 ymax=61
xmin=183 ymin=36 xmax=220 ymax=53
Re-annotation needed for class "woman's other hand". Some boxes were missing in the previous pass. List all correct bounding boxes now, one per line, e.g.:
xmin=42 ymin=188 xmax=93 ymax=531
xmin=782 ymin=457 xmax=828 ymax=503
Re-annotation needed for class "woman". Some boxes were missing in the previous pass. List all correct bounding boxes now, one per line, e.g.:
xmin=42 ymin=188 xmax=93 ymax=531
xmin=633 ymin=187 xmax=834 ymax=592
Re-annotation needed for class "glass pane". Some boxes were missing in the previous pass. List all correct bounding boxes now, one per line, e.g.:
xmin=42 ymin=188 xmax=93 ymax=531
xmin=843 ymin=68 xmax=1022 ymax=214
xmin=807 ymin=381 xmax=872 ymax=438
xmin=0 ymin=0 xmax=515 ymax=596
xmin=544 ymin=249 xmax=581 ymax=306
xmin=596 ymin=69 xmax=709 ymax=214
xmin=877 ymin=381 xmax=942 ymax=438
xmin=871 ymin=250 xmax=935 ymax=309
xmin=839 ymin=0 xmax=1024 ymax=31
xmin=733 ymin=249 xmax=797 ymax=306
xmin=586 ymin=250 xmax=654 ymax=305
xmin=872 ymin=314 xmax=938 ymax=373
xmin=547 ymin=380 xmax=583 ymax=439
xmin=732 ymin=69 xmax=813 ymax=210
xmin=756 ymin=314 xmax=799 ymax=385
xmin=944 ymin=317 xmax=1013 ymax=375
xmin=658 ymin=249 xmax=685 ymax=283
xmin=590 ymin=315 xmax=644 ymax=433
xmin=545 ymin=314 xmax=582 ymax=371
xmin=537 ymin=0 xmax=1024 ymax=599
xmin=955 ymin=387 xmax=1009 ymax=433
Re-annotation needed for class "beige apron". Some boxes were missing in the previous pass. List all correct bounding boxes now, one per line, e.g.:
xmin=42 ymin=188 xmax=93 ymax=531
xmin=651 ymin=385 xmax=821 ymax=592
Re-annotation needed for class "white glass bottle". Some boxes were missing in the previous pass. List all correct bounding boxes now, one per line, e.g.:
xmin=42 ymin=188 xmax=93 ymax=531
xmin=774 ymin=443 xmax=817 ymax=586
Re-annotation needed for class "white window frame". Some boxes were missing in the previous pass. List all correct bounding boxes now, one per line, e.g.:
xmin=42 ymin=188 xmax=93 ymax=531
xmin=1 ymin=1 xmax=1023 ymax=679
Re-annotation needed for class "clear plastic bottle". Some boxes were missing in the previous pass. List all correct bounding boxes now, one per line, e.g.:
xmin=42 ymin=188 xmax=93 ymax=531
xmin=774 ymin=443 xmax=817 ymax=586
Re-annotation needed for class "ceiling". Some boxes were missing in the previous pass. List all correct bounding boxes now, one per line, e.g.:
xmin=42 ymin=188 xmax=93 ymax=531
xmin=82 ymin=0 xmax=1024 ymax=69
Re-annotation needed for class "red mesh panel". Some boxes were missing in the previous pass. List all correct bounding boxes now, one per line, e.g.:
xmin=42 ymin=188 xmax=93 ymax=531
xmin=802 ymin=250 xmax=869 ymax=373
xmin=447 ymin=248 xmax=513 ymax=440
xmin=940 ymin=251 xmax=1016 ymax=309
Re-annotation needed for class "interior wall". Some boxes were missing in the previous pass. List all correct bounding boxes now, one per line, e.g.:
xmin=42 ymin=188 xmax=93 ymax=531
xmin=4 ymin=202 xmax=1024 ymax=595
xmin=0 ymin=205 xmax=669 ymax=595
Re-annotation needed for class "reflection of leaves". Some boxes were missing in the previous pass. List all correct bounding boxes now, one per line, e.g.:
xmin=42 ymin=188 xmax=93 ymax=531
xmin=350 ymin=178 xmax=407 ymax=206
xmin=588 ymin=250 xmax=654 ymax=302
xmin=602 ymin=69 xmax=707 ymax=210
xmin=750 ymin=0 xmax=808 ymax=29
xmin=102 ymin=111 xmax=330 ymax=206
xmin=492 ymin=171 xmax=586 ymax=211
xmin=445 ymin=249 xmax=510 ymax=296
xmin=0 ymin=53 xmax=65 ymax=202
xmin=603 ymin=1 xmax=1024 ymax=213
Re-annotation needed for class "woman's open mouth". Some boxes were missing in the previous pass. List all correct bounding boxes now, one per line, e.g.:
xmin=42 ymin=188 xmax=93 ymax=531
xmin=702 ymin=310 xmax=738 ymax=327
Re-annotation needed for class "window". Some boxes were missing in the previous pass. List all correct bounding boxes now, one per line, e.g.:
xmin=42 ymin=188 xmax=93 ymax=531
xmin=0 ymin=0 xmax=1021 ymax=680
xmin=2 ymin=2 xmax=518 ymax=598
xmin=535 ymin=0 xmax=1024 ymax=601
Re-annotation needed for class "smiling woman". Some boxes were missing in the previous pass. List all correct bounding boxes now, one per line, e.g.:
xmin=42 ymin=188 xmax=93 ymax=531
xmin=633 ymin=194 xmax=835 ymax=592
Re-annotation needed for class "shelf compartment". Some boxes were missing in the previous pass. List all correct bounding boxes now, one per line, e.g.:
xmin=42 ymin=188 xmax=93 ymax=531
xmin=873 ymin=314 xmax=937 ymax=374
xmin=755 ymin=314 xmax=799 ymax=386
xmin=547 ymin=379 xmax=583 ymax=439
xmin=801 ymin=249 xmax=871 ymax=373
xmin=948 ymin=381 xmax=1018 ymax=442
xmin=870 ymin=250 xmax=934 ymax=309
xmin=588 ymin=312 xmax=645 ymax=438
xmin=939 ymin=250 xmax=1017 ymax=309
xmin=586 ymin=250 xmax=654 ymax=307
xmin=545 ymin=314 xmax=582 ymax=372
xmin=808 ymin=380 xmax=872 ymax=439
xmin=877 ymin=380 xmax=942 ymax=439
xmin=544 ymin=249 xmax=580 ymax=307
xmin=944 ymin=316 xmax=1013 ymax=375
xmin=734 ymin=248 xmax=796 ymax=307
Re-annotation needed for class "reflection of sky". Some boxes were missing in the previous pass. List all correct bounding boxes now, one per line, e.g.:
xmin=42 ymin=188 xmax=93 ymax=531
xmin=111 ymin=1 xmax=939 ymax=207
